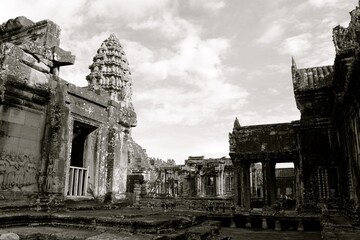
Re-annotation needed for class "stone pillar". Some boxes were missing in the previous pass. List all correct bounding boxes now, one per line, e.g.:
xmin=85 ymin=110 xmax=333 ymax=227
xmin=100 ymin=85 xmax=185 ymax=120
xmin=230 ymin=218 xmax=236 ymax=228
xmin=250 ymin=167 xmax=257 ymax=197
xmin=112 ymin=128 xmax=129 ymax=200
xmin=239 ymin=162 xmax=251 ymax=210
xmin=262 ymin=218 xmax=268 ymax=229
xmin=216 ymin=169 xmax=224 ymax=197
xmin=233 ymin=166 xmax=241 ymax=207
xmin=200 ymin=175 xmax=205 ymax=197
xmin=262 ymin=159 xmax=276 ymax=207
xmin=294 ymin=161 xmax=303 ymax=210
xmin=245 ymin=217 xmax=252 ymax=228
xmin=297 ymin=219 xmax=304 ymax=231
xmin=275 ymin=219 xmax=282 ymax=231
xmin=219 ymin=169 xmax=224 ymax=197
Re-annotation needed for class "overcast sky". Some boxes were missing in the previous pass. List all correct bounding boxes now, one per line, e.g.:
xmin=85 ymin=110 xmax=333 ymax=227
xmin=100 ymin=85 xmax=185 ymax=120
xmin=1 ymin=0 xmax=357 ymax=164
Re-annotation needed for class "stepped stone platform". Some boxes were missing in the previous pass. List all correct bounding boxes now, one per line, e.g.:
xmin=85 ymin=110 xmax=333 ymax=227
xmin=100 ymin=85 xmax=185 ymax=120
xmin=0 ymin=207 xmax=229 ymax=240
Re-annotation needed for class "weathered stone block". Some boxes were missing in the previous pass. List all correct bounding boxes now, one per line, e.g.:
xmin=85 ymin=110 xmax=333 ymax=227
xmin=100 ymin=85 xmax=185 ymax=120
xmin=24 ymin=110 xmax=43 ymax=128
xmin=0 ymin=106 xmax=25 ymax=125
xmin=20 ymin=126 xmax=40 ymax=141
xmin=51 ymin=46 xmax=75 ymax=66
xmin=1 ymin=136 xmax=20 ymax=152
xmin=0 ymin=16 xmax=34 ymax=34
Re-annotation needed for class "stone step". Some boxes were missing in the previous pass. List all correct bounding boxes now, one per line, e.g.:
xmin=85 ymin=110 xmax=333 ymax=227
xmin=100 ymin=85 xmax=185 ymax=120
xmin=153 ymin=220 xmax=222 ymax=240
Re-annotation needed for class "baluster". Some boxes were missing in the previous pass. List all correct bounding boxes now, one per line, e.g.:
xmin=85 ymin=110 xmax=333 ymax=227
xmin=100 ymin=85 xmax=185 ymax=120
xmin=74 ymin=169 xmax=79 ymax=196
xmin=69 ymin=168 xmax=74 ymax=196
xmin=79 ymin=169 xmax=84 ymax=196
xmin=84 ymin=166 xmax=89 ymax=196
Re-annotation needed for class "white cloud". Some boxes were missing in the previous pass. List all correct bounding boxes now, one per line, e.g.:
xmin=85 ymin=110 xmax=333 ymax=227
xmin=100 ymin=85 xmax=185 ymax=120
xmin=308 ymin=0 xmax=340 ymax=8
xmin=86 ymin=0 xmax=170 ymax=21
xmin=187 ymin=0 xmax=226 ymax=12
xmin=203 ymin=1 xmax=226 ymax=11
xmin=256 ymin=22 xmax=285 ymax=44
xmin=0 ymin=0 xmax=86 ymax=31
xmin=129 ymin=12 xmax=198 ymax=39
xmin=265 ymin=63 xmax=289 ymax=74
xmin=131 ymin=35 xmax=248 ymax=126
xmin=131 ymin=36 xmax=231 ymax=82
xmin=278 ymin=33 xmax=312 ymax=55
xmin=238 ymin=108 xmax=300 ymax=126
xmin=268 ymin=88 xmax=281 ymax=96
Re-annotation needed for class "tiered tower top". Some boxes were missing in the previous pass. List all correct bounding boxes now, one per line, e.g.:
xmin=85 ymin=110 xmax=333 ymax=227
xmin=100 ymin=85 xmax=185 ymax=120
xmin=86 ymin=34 xmax=132 ymax=103
xmin=86 ymin=34 xmax=137 ymax=127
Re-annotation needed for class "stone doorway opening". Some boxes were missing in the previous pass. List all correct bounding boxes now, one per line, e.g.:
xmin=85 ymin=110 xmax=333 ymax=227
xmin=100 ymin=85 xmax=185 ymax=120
xmin=275 ymin=162 xmax=296 ymax=209
xmin=204 ymin=176 xmax=216 ymax=196
xmin=250 ymin=163 xmax=263 ymax=209
xmin=68 ymin=121 xmax=97 ymax=197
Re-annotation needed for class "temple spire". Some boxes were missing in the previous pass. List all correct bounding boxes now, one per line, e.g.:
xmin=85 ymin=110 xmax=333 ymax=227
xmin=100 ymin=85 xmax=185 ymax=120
xmin=86 ymin=34 xmax=132 ymax=103
xmin=87 ymin=34 xmax=137 ymax=127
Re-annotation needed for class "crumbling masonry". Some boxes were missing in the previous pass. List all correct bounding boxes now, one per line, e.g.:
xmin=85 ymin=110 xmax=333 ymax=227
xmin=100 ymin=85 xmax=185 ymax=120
xmin=0 ymin=16 xmax=136 ymax=207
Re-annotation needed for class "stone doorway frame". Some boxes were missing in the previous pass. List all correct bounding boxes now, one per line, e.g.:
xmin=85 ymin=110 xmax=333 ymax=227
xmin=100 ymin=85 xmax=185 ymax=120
xmin=64 ymin=114 xmax=101 ymax=199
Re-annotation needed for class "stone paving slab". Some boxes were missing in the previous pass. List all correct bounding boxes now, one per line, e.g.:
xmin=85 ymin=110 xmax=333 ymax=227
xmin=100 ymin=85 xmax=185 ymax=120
xmin=220 ymin=228 xmax=322 ymax=240
xmin=0 ymin=227 xmax=154 ymax=240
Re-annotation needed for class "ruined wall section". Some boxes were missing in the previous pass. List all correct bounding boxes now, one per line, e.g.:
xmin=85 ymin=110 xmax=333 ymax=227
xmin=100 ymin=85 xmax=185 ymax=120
xmin=0 ymin=16 xmax=77 ymax=205
xmin=332 ymin=6 xmax=360 ymax=218
xmin=291 ymin=57 xmax=336 ymax=210
xmin=0 ymin=18 xmax=57 ymax=201
xmin=0 ymin=16 xmax=138 ymax=206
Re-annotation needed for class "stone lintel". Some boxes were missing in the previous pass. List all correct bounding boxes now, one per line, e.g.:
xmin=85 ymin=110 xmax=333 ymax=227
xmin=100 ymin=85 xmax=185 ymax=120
xmin=66 ymin=85 xmax=108 ymax=108
xmin=51 ymin=46 xmax=75 ymax=66
xmin=231 ymin=150 xmax=298 ymax=164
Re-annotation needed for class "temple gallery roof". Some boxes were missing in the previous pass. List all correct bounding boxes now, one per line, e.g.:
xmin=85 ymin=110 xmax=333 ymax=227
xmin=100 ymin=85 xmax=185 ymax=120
xmin=292 ymin=58 xmax=334 ymax=92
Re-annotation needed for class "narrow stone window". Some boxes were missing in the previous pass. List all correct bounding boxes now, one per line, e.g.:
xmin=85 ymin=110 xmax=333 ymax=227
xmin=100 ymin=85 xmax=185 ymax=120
xmin=317 ymin=167 xmax=329 ymax=199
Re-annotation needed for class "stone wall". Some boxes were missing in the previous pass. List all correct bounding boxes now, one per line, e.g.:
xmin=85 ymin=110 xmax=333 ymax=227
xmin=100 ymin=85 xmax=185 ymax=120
xmin=0 ymin=16 xmax=136 ymax=207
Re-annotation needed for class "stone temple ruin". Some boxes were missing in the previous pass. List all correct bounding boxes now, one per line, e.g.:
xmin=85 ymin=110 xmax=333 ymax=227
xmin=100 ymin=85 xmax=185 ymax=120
xmin=229 ymin=4 xmax=360 ymax=237
xmin=0 ymin=16 xmax=233 ymax=240
xmin=0 ymin=16 xmax=136 ymax=206
xmin=1 ymin=3 xmax=360 ymax=240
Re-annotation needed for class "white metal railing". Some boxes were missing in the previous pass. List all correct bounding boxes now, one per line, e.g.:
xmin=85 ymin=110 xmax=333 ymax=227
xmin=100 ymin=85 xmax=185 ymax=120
xmin=68 ymin=166 xmax=89 ymax=197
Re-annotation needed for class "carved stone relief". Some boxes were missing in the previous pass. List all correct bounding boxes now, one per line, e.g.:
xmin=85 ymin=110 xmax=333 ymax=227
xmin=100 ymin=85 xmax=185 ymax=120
xmin=0 ymin=151 xmax=38 ymax=189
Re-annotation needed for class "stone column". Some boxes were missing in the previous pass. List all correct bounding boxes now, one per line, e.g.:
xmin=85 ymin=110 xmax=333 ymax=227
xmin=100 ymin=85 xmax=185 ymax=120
xmin=262 ymin=159 xmax=276 ymax=207
xmin=239 ymin=162 xmax=251 ymax=210
xmin=294 ymin=161 xmax=303 ymax=210
xmin=262 ymin=218 xmax=268 ymax=229
xmin=200 ymin=175 xmax=205 ymax=197
xmin=297 ymin=219 xmax=304 ymax=231
xmin=233 ymin=166 xmax=241 ymax=207
xmin=275 ymin=219 xmax=282 ymax=231
xmin=219 ymin=170 xmax=222 ymax=197
xmin=251 ymin=168 xmax=257 ymax=197
xmin=112 ymin=128 xmax=129 ymax=200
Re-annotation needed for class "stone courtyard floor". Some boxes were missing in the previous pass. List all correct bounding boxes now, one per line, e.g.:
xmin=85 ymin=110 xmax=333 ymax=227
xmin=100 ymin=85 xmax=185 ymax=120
xmin=0 ymin=207 xmax=359 ymax=239
xmin=0 ymin=226 xmax=323 ymax=240
xmin=222 ymin=228 xmax=321 ymax=240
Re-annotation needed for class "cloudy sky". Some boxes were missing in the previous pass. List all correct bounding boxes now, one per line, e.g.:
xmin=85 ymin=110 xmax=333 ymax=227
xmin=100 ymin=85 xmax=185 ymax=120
xmin=1 ymin=0 xmax=357 ymax=164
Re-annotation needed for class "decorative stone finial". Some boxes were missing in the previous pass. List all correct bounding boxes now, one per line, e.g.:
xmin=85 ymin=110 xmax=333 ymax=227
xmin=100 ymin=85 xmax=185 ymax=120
xmin=234 ymin=117 xmax=241 ymax=130
xmin=291 ymin=56 xmax=296 ymax=68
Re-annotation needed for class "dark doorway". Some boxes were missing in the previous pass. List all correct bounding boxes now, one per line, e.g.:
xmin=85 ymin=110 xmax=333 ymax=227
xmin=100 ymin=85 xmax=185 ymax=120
xmin=70 ymin=121 xmax=97 ymax=167
xmin=205 ymin=176 xmax=216 ymax=196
